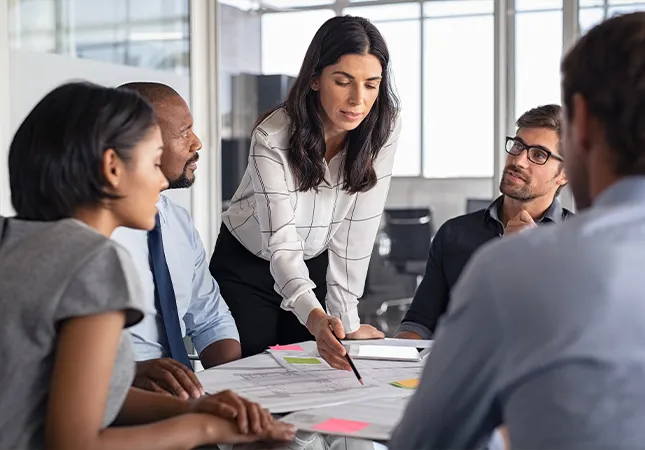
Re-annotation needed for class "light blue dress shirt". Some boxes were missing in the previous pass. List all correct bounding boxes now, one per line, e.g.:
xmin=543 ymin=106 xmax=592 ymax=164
xmin=390 ymin=176 xmax=645 ymax=449
xmin=112 ymin=194 xmax=239 ymax=361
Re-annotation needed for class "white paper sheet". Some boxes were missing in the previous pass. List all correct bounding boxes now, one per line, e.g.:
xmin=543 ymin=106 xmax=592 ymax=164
xmin=354 ymin=358 xmax=424 ymax=371
xmin=197 ymin=366 xmax=409 ymax=414
xmin=340 ymin=338 xmax=433 ymax=348
xmin=197 ymin=341 xmax=424 ymax=415
xmin=267 ymin=347 xmax=425 ymax=382
xmin=281 ymin=395 xmax=413 ymax=441
xmin=211 ymin=353 xmax=284 ymax=371
xmin=267 ymin=349 xmax=333 ymax=372
xmin=348 ymin=344 xmax=422 ymax=362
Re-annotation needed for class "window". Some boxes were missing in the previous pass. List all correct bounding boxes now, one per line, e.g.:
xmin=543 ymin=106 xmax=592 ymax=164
xmin=345 ymin=3 xmax=421 ymax=176
xmin=261 ymin=0 xmax=334 ymax=7
xmin=261 ymin=9 xmax=335 ymax=76
xmin=515 ymin=8 xmax=563 ymax=118
xmin=579 ymin=7 xmax=604 ymax=34
xmin=424 ymin=0 xmax=493 ymax=16
xmin=423 ymin=4 xmax=494 ymax=178
xmin=220 ymin=0 xmax=334 ymax=9
xmin=377 ymin=20 xmax=421 ymax=176
xmin=226 ymin=0 xmax=603 ymax=180
xmin=579 ymin=1 xmax=645 ymax=36
xmin=515 ymin=0 xmax=563 ymax=11
xmin=253 ymin=1 xmax=499 ymax=178
xmin=608 ymin=2 xmax=645 ymax=15
xmin=346 ymin=3 xmax=420 ymax=20
xmin=609 ymin=0 xmax=645 ymax=4
xmin=8 ymin=0 xmax=190 ymax=73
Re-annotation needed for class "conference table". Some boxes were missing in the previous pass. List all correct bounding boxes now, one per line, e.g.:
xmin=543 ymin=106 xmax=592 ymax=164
xmin=195 ymin=340 xmax=430 ymax=450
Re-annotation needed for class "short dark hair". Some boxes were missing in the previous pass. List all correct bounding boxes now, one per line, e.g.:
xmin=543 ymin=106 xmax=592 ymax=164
xmin=256 ymin=15 xmax=400 ymax=194
xmin=516 ymin=104 xmax=563 ymax=151
xmin=118 ymin=82 xmax=180 ymax=107
xmin=9 ymin=81 xmax=156 ymax=221
xmin=561 ymin=12 xmax=645 ymax=175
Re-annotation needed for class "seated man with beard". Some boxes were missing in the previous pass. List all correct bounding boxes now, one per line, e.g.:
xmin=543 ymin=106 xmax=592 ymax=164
xmin=112 ymin=83 xmax=241 ymax=401
xmin=396 ymin=104 xmax=573 ymax=340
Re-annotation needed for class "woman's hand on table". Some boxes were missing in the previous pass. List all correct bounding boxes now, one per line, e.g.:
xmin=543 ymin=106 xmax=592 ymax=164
xmin=306 ymin=309 xmax=384 ymax=370
xmin=191 ymin=390 xmax=273 ymax=435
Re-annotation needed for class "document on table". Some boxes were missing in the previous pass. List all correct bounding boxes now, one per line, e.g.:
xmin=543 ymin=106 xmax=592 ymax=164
xmin=267 ymin=348 xmax=333 ymax=372
xmin=198 ymin=340 xmax=424 ymax=414
xmin=358 ymin=365 xmax=423 ymax=387
xmin=268 ymin=345 xmax=425 ymax=387
xmin=197 ymin=366 xmax=409 ymax=414
xmin=213 ymin=352 xmax=284 ymax=371
xmin=281 ymin=395 xmax=412 ymax=441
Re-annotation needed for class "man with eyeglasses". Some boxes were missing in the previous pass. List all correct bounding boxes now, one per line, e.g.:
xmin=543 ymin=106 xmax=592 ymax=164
xmin=395 ymin=104 xmax=573 ymax=341
xmin=391 ymin=13 xmax=645 ymax=448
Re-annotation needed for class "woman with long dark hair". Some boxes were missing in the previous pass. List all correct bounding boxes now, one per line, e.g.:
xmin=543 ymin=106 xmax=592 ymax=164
xmin=210 ymin=15 xmax=401 ymax=369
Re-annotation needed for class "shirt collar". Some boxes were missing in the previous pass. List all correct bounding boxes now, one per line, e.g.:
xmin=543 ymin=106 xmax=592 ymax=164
xmin=594 ymin=176 xmax=645 ymax=208
xmin=485 ymin=195 xmax=565 ymax=225
xmin=540 ymin=197 xmax=564 ymax=223
xmin=485 ymin=196 xmax=504 ymax=225
xmin=156 ymin=194 xmax=169 ymax=226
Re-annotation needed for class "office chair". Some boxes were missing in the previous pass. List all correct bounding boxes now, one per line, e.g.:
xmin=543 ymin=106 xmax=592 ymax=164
xmin=373 ymin=208 xmax=435 ymax=334
xmin=466 ymin=198 xmax=492 ymax=214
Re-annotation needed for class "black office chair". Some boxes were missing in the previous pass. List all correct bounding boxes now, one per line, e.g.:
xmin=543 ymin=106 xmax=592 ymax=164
xmin=466 ymin=198 xmax=492 ymax=213
xmin=372 ymin=208 xmax=435 ymax=334
xmin=384 ymin=208 xmax=435 ymax=276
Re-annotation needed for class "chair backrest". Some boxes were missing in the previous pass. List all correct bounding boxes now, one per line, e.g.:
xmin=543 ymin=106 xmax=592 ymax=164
xmin=466 ymin=198 xmax=492 ymax=214
xmin=383 ymin=208 xmax=434 ymax=274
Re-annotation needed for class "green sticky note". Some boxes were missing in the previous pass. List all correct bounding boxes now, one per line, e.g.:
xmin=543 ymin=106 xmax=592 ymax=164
xmin=284 ymin=356 xmax=322 ymax=365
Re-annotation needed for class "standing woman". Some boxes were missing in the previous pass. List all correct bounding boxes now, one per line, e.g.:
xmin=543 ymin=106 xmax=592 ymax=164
xmin=210 ymin=15 xmax=401 ymax=369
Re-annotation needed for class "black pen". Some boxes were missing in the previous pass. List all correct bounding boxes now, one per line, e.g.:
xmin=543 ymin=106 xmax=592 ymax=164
xmin=331 ymin=328 xmax=363 ymax=385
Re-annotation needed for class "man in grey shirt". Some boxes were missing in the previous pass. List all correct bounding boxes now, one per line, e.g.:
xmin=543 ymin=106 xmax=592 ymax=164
xmin=390 ymin=12 xmax=645 ymax=450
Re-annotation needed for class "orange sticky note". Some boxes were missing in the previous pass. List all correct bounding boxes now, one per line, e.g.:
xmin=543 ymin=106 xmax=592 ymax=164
xmin=313 ymin=418 xmax=369 ymax=434
xmin=390 ymin=378 xmax=420 ymax=389
xmin=270 ymin=344 xmax=305 ymax=351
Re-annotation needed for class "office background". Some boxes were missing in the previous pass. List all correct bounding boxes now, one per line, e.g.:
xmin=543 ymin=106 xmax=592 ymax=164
xmin=0 ymin=0 xmax=643 ymax=330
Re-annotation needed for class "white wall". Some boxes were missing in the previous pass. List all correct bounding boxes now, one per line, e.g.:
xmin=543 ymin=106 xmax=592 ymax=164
xmin=387 ymin=177 xmax=494 ymax=230
xmin=387 ymin=177 xmax=575 ymax=230
xmin=2 ymin=49 xmax=192 ymax=215
xmin=0 ymin=0 xmax=11 ymax=217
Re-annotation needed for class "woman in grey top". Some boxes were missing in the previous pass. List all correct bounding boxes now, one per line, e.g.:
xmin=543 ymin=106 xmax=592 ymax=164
xmin=0 ymin=82 xmax=295 ymax=449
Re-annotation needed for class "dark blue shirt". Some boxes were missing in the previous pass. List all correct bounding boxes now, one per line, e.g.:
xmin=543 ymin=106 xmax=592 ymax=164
xmin=390 ymin=177 xmax=645 ymax=450
xmin=397 ymin=196 xmax=574 ymax=339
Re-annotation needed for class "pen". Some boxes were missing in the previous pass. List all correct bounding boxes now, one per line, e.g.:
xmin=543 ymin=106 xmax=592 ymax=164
xmin=331 ymin=328 xmax=363 ymax=385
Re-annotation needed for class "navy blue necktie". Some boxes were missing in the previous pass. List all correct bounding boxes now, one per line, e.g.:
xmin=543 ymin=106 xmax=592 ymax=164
xmin=148 ymin=214 xmax=192 ymax=369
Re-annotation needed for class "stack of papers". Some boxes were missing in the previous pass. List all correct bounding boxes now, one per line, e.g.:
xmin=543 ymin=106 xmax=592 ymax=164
xmin=197 ymin=363 xmax=407 ymax=414
xmin=196 ymin=339 xmax=431 ymax=440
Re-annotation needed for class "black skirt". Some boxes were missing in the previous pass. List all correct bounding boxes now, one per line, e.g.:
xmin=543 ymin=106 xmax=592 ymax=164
xmin=209 ymin=224 xmax=328 ymax=357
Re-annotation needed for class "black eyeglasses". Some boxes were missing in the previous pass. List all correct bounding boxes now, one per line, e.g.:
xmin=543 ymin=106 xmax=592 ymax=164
xmin=505 ymin=137 xmax=563 ymax=166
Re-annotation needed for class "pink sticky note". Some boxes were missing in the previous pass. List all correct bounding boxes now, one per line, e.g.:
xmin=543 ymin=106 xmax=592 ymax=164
xmin=269 ymin=344 xmax=305 ymax=351
xmin=312 ymin=418 xmax=369 ymax=434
